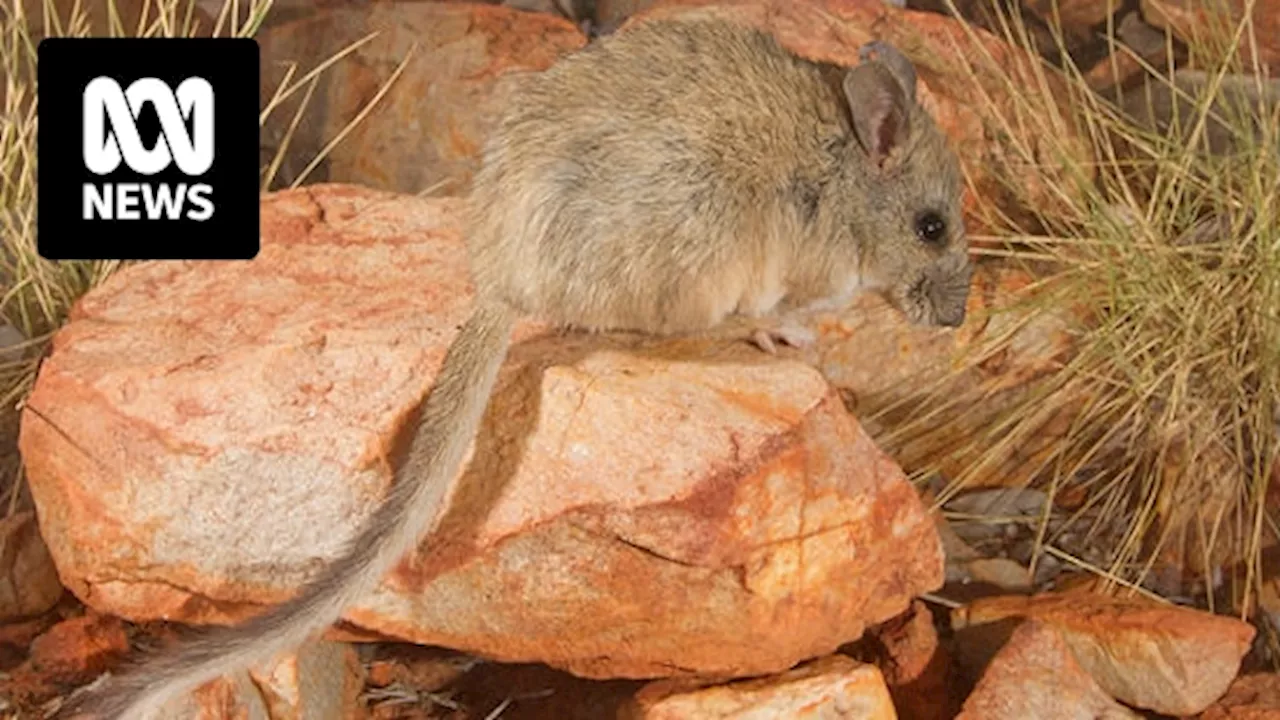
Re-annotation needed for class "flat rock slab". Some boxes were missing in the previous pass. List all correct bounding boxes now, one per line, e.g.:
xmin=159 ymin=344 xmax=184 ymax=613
xmin=622 ymin=654 xmax=897 ymax=719
xmin=0 ymin=511 xmax=63 ymax=622
xmin=955 ymin=620 xmax=1139 ymax=720
xmin=952 ymin=591 xmax=1256 ymax=716
xmin=22 ymin=183 xmax=943 ymax=680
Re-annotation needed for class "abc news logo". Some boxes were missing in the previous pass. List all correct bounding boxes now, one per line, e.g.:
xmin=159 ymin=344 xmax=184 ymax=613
xmin=82 ymin=76 xmax=215 ymax=222
xmin=38 ymin=38 xmax=259 ymax=260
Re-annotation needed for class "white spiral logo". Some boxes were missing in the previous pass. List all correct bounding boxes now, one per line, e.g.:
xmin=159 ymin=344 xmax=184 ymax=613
xmin=82 ymin=76 xmax=214 ymax=176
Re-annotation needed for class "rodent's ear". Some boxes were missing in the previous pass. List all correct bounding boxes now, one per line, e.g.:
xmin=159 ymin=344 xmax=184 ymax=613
xmin=858 ymin=40 xmax=918 ymax=104
xmin=842 ymin=61 xmax=911 ymax=169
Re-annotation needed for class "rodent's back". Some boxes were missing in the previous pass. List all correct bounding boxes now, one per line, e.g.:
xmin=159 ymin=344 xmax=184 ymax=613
xmin=466 ymin=18 xmax=852 ymax=333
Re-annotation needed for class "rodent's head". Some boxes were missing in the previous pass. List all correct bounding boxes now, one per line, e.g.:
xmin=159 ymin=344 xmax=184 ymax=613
xmin=828 ymin=41 xmax=972 ymax=328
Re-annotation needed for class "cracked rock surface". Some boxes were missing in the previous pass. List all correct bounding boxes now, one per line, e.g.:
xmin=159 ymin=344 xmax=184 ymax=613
xmin=21 ymin=183 xmax=943 ymax=680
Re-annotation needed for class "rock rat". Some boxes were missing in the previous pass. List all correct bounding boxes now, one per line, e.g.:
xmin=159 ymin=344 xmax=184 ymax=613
xmin=57 ymin=16 xmax=971 ymax=719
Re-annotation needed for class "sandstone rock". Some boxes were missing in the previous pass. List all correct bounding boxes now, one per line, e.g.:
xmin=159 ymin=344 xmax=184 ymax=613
xmin=128 ymin=640 xmax=364 ymax=720
xmin=1086 ymin=10 xmax=1176 ymax=93
xmin=175 ymin=673 xmax=272 ymax=720
xmin=364 ymin=646 xmax=475 ymax=695
xmin=0 ymin=613 xmax=65 ymax=710
xmin=1141 ymin=0 xmax=1280 ymax=74
xmin=867 ymin=600 xmax=956 ymax=720
xmin=1117 ymin=9 xmax=1173 ymax=61
xmin=627 ymin=0 xmax=1090 ymax=233
xmin=0 ymin=511 xmax=63 ymax=621
xmin=951 ymin=592 xmax=1256 ymax=715
xmin=252 ymin=640 xmax=366 ymax=720
xmin=24 ymin=612 xmax=129 ymax=685
xmin=955 ymin=619 xmax=1139 ymax=720
xmin=0 ymin=612 xmax=60 ymax=661
xmin=22 ymin=183 xmax=943 ymax=681
xmin=256 ymin=3 xmax=586 ymax=193
xmin=433 ymin=660 xmax=643 ymax=720
xmin=884 ymin=0 xmax=1060 ymax=58
xmin=826 ymin=267 xmax=1078 ymax=488
xmin=620 ymin=654 xmax=896 ymax=719
xmin=1086 ymin=49 xmax=1150 ymax=93
xmin=0 ymin=611 xmax=137 ymax=715
xmin=153 ymin=639 xmax=365 ymax=720
xmin=1024 ymin=0 xmax=1119 ymax=33
xmin=1198 ymin=674 xmax=1280 ymax=720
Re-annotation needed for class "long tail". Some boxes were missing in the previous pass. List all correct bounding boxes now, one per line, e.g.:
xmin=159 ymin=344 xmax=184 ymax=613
xmin=58 ymin=298 xmax=518 ymax=720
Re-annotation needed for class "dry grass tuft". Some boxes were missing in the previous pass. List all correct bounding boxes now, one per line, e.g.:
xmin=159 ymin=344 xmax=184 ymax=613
xmin=874 ymin=0 xmax=1279 ymax=619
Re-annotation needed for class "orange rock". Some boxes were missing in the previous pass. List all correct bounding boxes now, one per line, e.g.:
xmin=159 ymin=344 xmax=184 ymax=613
xmin=0 ymin=612 xmax=60 ymax=660
xmin=139 ymin=639 xmax=366 ymax=720
xmin=248 ymin=640 xmax=366 ymax=720
xmin=626 ymin=0 xmax=1090 ymax=234
xmin=25 ymin=612 xmax=129 ymax=683
xmin=1024 ymin=0 xmax=1118 ymax=32
xmin=621 ymin=654 xmax=897 ymax=719
xmin=0 ymin=511 xmax=64 ymax=622
xmin=956 ymin=620 xmax=1139 ymax=720
xmin=1198 ymin=674 xmax=1280 ymax=720
xmin=0 ymin=611 xmax=129 ymax=713
xmin=868 ymin=600 xmax=957 ymax=720
xmin=952 ymin=592 xmax=1256 ymax=716
xmin=256 ymin=3 xmax=586 ymax=193
xmin=364 ymin=646 xmax=473 ymax=694
xmin=22 ymin=183 xmax=943 ymax=681
xmin=596 ymin=0 xmax=660 ymax=27
xmin=1141 ymin=0 xmax=1280 ymax=74
xmin=819 ymin=261 xmax=1078 ymax=487
xmin=185 ymin=674 xmax=266 ymax=720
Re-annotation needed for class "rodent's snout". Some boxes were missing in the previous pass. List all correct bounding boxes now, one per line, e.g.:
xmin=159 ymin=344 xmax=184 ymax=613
xmin=934 ymin=298 xmax=966 ymax=328
xmin=926 ymin=254 xmax=974 ymax=328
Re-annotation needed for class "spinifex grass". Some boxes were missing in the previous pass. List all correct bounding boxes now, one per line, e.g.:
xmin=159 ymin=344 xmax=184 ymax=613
xmin=0 ymin=0 xmax=406 ymax=517
xmin=873 ymin=0 xmax=1279 ymax=615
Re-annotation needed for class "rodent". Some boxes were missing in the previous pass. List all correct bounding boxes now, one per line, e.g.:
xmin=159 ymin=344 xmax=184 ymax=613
xmin=56 ymin=16 xmax=971 ymax=719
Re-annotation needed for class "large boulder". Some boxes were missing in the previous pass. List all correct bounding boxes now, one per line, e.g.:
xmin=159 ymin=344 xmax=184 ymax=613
xmin=22 ymin=183 xmax=944 ymax=680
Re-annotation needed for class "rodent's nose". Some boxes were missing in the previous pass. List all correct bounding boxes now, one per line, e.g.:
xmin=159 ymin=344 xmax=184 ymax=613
xmin=936 ymin=304 xmax=966 ymax=328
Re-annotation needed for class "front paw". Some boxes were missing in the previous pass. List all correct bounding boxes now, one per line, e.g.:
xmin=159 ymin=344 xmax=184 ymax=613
xmin=749 ymin=324 xmax=817 ymax=355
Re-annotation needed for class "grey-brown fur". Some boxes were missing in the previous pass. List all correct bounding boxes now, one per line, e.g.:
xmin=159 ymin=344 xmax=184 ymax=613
xmin=470 ymin=20 xmax=969 ymax=332
xmin=57 ymin=17 xmax=969 ymax=719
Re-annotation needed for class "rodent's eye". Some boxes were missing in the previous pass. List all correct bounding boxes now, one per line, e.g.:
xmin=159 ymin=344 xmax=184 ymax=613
xmin=915 ymin=211 xmax=948 ymax=245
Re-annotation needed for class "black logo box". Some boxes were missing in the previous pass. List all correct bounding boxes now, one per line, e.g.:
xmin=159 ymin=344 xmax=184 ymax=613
xmin=38 ymin=38 xmax=260 ymax=261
